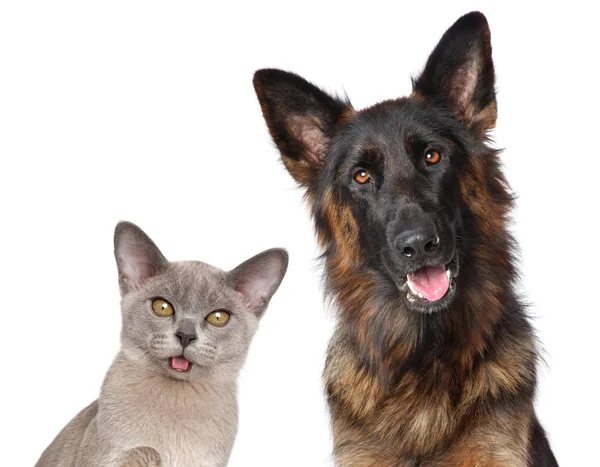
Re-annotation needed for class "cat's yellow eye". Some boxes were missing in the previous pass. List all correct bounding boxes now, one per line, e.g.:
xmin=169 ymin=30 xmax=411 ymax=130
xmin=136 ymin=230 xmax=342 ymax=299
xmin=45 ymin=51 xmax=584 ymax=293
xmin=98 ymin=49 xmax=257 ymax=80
xmin=206 ymin=310 xmax=230 ymax=327
xmin=152 ymin=298 xmax=174 ymax=317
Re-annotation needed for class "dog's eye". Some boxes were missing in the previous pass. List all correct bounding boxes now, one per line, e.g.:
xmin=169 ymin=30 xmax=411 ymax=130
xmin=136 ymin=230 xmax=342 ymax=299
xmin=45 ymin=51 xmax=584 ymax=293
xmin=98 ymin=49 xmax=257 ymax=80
xmin=207 ymin=310 xmax=230 ymax=327
xmin=353 ymin=169 xmax=371 ymax=184
xmin=425 ymin=150 xmax=441 ymax=165
xmin=152 ymin=298 xmax=174 ymax=317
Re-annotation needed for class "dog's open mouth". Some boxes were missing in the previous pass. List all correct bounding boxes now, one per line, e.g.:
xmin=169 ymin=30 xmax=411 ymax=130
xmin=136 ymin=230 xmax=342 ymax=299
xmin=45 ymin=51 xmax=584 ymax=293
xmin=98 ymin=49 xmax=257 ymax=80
xmin=170 ymin=355 xmax=192 ymax=372
xmin=401 ymin=255 xmax=458 ymax=304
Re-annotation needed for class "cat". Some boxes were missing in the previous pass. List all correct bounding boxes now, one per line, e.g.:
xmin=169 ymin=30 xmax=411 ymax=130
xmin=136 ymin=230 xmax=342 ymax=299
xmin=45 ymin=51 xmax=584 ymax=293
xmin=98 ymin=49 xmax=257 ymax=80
xmin=36 ymin=221 xmax=288 ymax=467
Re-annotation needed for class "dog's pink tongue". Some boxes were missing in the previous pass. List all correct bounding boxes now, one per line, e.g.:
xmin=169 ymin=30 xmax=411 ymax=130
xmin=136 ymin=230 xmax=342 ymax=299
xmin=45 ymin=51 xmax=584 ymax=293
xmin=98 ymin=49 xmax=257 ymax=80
xmin=407 ymin=265 xmax=449 ymax=302
xmin=170 ymin=356 xmax=190 ymax=372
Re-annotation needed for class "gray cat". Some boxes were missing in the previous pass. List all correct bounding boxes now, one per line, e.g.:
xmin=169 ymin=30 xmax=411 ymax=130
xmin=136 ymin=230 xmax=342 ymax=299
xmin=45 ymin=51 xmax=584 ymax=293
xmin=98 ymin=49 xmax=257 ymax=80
xmin=36 ymin=221 xmax=289 ymax=467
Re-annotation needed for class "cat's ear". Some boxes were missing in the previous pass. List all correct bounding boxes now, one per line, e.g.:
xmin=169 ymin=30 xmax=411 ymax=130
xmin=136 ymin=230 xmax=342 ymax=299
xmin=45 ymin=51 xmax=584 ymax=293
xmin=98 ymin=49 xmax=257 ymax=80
xmin=412 ymin=11 xmax=496 ymax=137
xmin=253 ymin=69 xmax=351 ymax=186
xmin=229 ymin=248 xmax=288 ymax=315
xmin=114 ymin=221 xmax=168 ymax=295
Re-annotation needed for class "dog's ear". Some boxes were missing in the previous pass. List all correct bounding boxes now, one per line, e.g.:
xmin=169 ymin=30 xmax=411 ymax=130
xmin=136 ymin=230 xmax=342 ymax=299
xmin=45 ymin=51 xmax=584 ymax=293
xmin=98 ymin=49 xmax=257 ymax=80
xmin=413 ymin=12 xmax=496 ymax=137
xmin=253 ymin=69 xmax=350 ymax=186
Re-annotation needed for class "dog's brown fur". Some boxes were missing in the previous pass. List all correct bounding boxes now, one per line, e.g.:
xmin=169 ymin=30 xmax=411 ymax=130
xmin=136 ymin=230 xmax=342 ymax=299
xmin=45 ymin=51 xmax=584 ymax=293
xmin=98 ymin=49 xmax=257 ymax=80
xmin=253 ymin=11 xmax=557 ymax=466
xmin=318 ymin=150 xmax=536 ymax=465
xmin=311 ymin=110 xmax=535 ymax=464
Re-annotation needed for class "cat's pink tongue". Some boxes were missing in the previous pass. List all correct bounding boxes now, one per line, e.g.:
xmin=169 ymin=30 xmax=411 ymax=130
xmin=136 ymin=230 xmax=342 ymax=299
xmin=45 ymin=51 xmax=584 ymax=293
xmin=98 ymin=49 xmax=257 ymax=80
xmin=170 ymin=356 xmax=190 ymax=372
xmin=406 ymin=265 xmax=449 ymax=302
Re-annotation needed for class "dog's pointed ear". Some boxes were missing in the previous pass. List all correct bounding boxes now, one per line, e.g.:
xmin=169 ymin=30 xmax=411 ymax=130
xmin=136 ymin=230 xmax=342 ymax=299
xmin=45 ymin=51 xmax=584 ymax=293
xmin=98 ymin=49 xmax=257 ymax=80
xmin=253 ymin=69 xmax=351 ymax=186
xmin=114 ymin=221 xmax=168 ymax=295
xmin=413 ymin=12 xmax=496 ymax=137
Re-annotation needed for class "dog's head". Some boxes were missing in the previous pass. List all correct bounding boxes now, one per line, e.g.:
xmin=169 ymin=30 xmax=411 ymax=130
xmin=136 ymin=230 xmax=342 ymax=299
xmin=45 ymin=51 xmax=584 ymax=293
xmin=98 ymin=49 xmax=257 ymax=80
xmin=254 ymin=12 xmax=510 ymax=315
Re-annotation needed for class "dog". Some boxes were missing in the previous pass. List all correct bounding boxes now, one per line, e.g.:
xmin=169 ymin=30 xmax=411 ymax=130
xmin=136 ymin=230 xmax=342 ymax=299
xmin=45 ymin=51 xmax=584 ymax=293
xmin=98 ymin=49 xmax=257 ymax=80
xmin=253 ymin=11 xmax=558 ymax=467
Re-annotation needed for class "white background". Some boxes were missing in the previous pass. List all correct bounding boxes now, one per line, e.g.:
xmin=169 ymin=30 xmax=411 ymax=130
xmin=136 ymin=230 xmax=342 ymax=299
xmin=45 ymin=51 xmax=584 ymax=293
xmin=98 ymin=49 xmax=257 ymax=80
xmin=1 ymin=1 xmax=598 ymax=466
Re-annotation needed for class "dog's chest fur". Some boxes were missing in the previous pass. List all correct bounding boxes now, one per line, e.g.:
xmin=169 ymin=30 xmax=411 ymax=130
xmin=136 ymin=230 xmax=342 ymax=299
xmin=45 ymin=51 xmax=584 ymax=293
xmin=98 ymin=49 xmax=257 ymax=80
xmin=324 ymin=327 xmax=535 ymax=465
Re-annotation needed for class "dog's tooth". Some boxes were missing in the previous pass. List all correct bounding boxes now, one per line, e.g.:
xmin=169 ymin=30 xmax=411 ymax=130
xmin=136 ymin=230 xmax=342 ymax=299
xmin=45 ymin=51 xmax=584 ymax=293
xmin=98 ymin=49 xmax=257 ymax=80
xmin=446 ymin=269 xmax=451 ymax=279
xmin=417 ymin=293 xmax=424 ymax=299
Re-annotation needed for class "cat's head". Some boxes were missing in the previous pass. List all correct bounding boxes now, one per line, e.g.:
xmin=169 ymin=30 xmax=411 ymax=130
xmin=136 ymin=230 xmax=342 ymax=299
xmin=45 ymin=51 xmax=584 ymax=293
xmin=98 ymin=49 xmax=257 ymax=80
xmin=113 ymin=221 xmax=288 ymax=382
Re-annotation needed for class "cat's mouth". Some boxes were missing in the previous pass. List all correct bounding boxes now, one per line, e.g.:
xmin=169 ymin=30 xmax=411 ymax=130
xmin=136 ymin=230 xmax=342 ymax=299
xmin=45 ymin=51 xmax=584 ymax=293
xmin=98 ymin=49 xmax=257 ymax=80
xmin=169 ymin=355 xmax=191 ymax=372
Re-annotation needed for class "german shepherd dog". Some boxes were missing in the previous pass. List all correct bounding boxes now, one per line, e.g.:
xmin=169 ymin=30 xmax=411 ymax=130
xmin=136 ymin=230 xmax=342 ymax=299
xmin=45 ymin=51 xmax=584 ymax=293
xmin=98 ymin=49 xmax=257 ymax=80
xmin=253 ymin=11 xmax=558 ymax=467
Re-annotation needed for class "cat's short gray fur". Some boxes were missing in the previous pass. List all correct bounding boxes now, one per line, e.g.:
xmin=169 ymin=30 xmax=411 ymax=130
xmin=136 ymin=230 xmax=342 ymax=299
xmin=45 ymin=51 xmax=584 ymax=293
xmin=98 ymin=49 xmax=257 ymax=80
xmin=36 ymin=221 xmax=288 ymax=467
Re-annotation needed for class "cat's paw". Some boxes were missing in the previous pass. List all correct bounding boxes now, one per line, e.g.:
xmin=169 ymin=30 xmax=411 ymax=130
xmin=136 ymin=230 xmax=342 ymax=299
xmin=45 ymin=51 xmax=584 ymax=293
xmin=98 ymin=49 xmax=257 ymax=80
xmin=116 ymin=446 xmax=162 ymax=467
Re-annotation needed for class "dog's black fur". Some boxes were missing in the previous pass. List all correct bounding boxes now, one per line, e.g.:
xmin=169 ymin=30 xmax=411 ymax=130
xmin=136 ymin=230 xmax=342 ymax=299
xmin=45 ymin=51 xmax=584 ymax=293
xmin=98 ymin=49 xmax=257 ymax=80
xmin=254 ymin=11 xmax=558 ymax=466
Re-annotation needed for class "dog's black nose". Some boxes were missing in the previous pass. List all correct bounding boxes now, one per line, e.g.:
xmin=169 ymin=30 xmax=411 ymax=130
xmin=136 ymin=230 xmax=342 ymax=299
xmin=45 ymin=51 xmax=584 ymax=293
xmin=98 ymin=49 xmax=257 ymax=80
xmin=395 ymin=226 xmax=440 ymax=260
xmin=175 ymin=331 xmax=197 ymax=348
